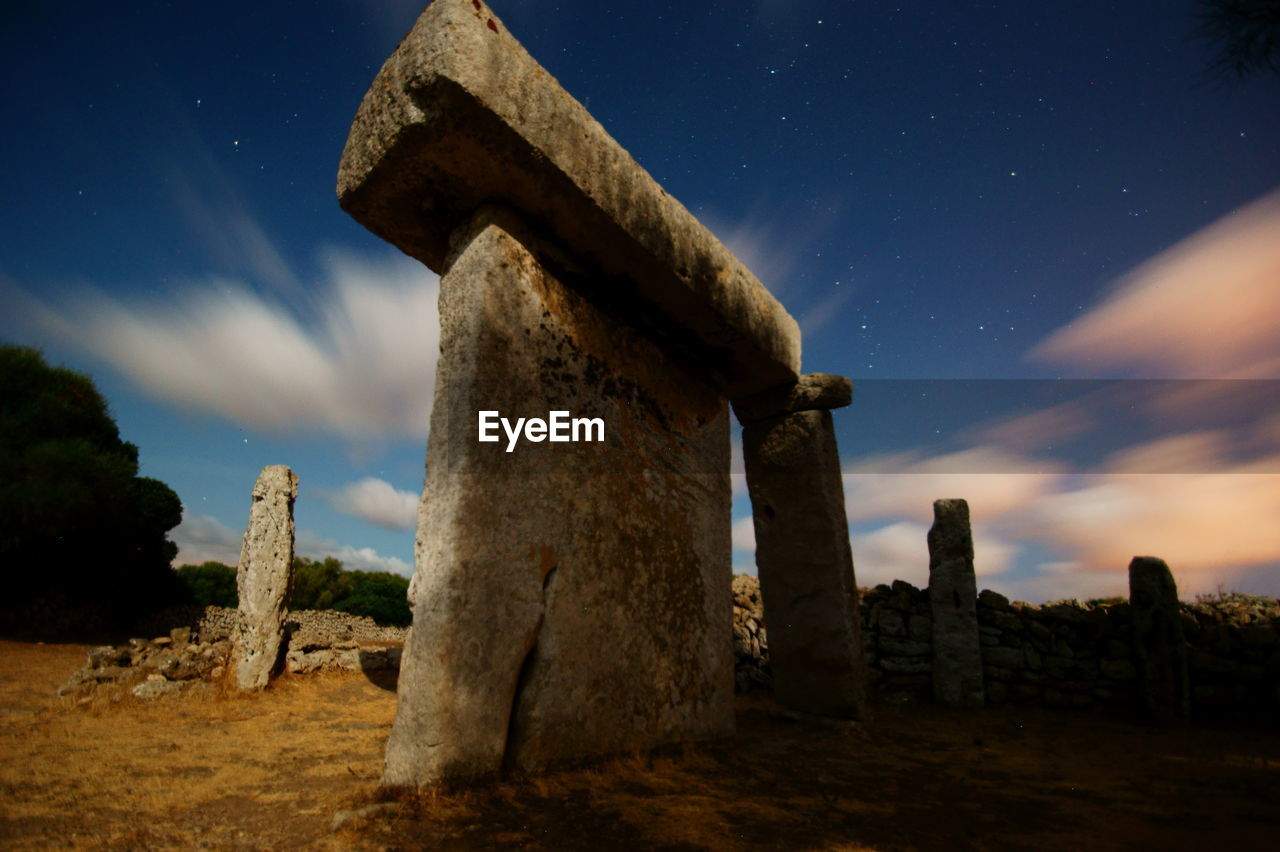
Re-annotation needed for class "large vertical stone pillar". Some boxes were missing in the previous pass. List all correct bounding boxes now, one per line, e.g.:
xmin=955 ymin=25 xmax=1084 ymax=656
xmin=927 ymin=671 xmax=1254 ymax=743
xmin=1129 ymin=556 xmax=1190 ymax=722
xmin=383 ymin=207 xmax=735 ymax=784
xmin=736 ymin=374 xmax=868 ymax=720
xmin=928 ymin=498 xmax=984 ymax=708
xmin=231 ymin=465 xmax=298 ymax=691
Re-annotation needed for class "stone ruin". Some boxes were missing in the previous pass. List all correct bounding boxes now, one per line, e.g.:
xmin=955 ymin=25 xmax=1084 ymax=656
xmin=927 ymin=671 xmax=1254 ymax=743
xmin=337 ymin=0 xmax=866 ymax=786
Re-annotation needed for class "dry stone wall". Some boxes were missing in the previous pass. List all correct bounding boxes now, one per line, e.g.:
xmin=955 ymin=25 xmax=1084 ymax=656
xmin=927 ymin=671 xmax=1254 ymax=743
xmin=67 ymin=576 xmax=1276 ymax=725
xmin=851 ymin=580 xmax=1280 ymax=720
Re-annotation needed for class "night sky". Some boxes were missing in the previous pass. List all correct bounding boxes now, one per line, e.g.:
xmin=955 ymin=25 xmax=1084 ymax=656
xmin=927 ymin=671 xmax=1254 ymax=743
xmin=3 ymin=1 xmax=1277 ymax=601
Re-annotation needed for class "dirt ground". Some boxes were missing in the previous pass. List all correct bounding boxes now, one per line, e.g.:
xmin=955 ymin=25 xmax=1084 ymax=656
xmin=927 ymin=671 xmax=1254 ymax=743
xmin=1 ymin=639 xmax=1277 ymax=851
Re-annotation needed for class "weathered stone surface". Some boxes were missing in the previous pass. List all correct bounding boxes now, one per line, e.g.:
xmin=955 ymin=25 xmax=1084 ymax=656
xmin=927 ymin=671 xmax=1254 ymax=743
xmin=731 ymin=574 xmax=772 ymax=693
xmin=928 ymin=499 xmax=985 ymax=708
xmin=132 ymin=678 xmax=191 ymax=700
xmin=382 ymin=208 xmax=733 ymax=787
xmin=231 ymin=465 xmax=298 ymax=691
xmin=731 ymin=373 xmax=852 ymax=424
xmin=741 ymin=408 xmax=868 ymax=719
xmin=336 ymin=0 xmax=798 ymax=397
xmin=1129 ymin=556 xmax=1190 ymax=721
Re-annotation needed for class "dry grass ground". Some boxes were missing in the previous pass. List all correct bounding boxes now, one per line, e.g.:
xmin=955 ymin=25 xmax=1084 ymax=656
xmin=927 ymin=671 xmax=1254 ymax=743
xmin=2 ymin=639 xmax=1278 ymax=851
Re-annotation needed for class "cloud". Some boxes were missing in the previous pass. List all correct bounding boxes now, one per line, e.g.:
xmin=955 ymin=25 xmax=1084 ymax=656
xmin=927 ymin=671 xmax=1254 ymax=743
xmin=171 ymin=512 xmax=413 ymax=578
xmin=852 ymin=520 xmax=1018 ymax=590
xmin=296 ymin=530 xmax=413 ymax=578
xmin=854 ymin=521 xmax=930 ymax=588
xmin=164 ymin=162 xmax=304 ymax=302
xmin=842 ymin=448 xmax=1065 ymax=524
xmin=841 ymin=431 xmax=1280 ymax=600
xmin=1015 ymin=466 xmax=1280 ymax=588
xmin=1031 ymin=187 xmax=1280 ymax=379
xmin=732 ymin=515 xmax=756 ymax=554
xmin=171 ymin=513 xmax=242 ymax=567
xmin=28 ymin=249 xmax=440 ymax=440
xmin=326 ymin=477 xmax=419 ymax=531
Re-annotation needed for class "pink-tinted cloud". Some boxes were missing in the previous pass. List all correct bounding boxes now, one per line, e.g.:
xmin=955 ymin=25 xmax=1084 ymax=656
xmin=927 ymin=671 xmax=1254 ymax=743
xmin=841 ymin=436 xmax=1280 ymax=600
xmin=1031 ymin=187 xmax=1280 ymax=379
xmin=853 ymin=520 xmax=1017 ymax=590
xmin=843 ymin=448 xmax=1065 ymax=524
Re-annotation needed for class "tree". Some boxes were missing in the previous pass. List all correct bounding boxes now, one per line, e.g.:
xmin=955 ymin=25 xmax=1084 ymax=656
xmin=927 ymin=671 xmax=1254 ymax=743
xmin=0 ymin=344 xmax=184 ymax=631
xmin=333 ymin=571 xmax=412 ymax=627
xmin=176 ymin=562 xmax=238 ymax=608
xmin=1196 ymin=0 xmax=1280 ymax=79
xmin=290 ymin=556 xmax=354 ymax=611
xmin=288 ymin=555 xmax=411 ymax=627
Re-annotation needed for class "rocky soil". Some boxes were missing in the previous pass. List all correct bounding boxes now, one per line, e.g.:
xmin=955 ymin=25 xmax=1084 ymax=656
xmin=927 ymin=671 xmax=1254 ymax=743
xmin=3 ymin=638 xmax=1279 ymax=850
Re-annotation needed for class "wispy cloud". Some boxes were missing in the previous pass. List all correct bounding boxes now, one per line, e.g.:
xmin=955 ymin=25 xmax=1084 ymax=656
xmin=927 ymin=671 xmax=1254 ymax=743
xmin=164 ymin=161 xmax=306 ymax=303
xmin=1031 ymin=187 xmax=1280 ymax=379
xmin=325 ymin=477 xmax=419 ymax=531
xmin=170 ymin=513 xmax=242 ymax=567
xmin=27 ymin=249 xmax=440 ymax=440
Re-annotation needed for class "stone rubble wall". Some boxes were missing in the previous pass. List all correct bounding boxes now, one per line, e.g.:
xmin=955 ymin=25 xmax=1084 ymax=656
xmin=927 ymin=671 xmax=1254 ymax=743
xmin=58 ymin=607 xmax=412 ymax=698
xmin=138 ymin=605 xmax=409 ymax=646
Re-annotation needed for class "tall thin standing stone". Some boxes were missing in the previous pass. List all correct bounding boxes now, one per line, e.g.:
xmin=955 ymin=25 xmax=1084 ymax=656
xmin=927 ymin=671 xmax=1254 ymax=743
xmin=928 ymin=498 xmax=984 ymax=708
xmin=1128 ymin=556 xmax=1190 ymax=722
xmin=231 ymin=465 xmax=298 ymax=691
xmin=738 ymin=373 xmax=868 ymax=720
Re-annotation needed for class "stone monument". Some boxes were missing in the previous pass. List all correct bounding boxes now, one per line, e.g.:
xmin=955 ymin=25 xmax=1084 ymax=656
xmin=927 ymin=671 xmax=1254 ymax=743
xmin=231 ymin=464 xmax=298 ymax=691
xmin=1129 ymin=555 xmax=1190 ymax=722
xmin=927 ymin=498 xmax=985 ymax=708
xmin=338 ymin=0 xmax=810 ymax=786
xmin=736 ymin=374 xmax=868 ymax=719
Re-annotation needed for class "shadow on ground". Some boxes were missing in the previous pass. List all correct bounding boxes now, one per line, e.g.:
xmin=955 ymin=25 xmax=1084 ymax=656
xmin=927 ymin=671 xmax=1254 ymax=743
xmin=351 ymin=696 xmax=1280 ymax=851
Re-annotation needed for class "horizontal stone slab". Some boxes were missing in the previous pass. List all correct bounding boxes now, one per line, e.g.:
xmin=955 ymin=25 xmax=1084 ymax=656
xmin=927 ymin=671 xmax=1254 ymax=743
xmin=337 ymin=0 xmax=799 ymax=396
xmin=732 ymin=373 xmax=852 ymax=423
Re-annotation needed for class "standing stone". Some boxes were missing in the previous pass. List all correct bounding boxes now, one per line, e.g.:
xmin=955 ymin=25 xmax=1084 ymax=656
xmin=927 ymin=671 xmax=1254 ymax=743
xmin=928 ymin=499 xmax=984 ymax=708
xmin=231 ymin=465 xmax=298 ymax=691
xmin=382 ymin=206 xmax=736 ymax=784
xmin=737 ymin=374 xmax=868 ymax=719
xmin=1128 ymin=556 xmax=1190 ymax=722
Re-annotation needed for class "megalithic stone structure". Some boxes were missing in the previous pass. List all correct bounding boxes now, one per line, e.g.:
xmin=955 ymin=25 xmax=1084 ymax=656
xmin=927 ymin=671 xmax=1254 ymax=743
xmin=735 ymin=374 xmax=869 ymax=719
xmin=927 ymin=499 xmax=985 ymax=708
xmin=1128 ymin=556 xmax=1190 ymax=722
xmin=231 ymin=465 xmax=298 ymax=691
xmin=337 ymin=0 xmax=804 ymax=786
